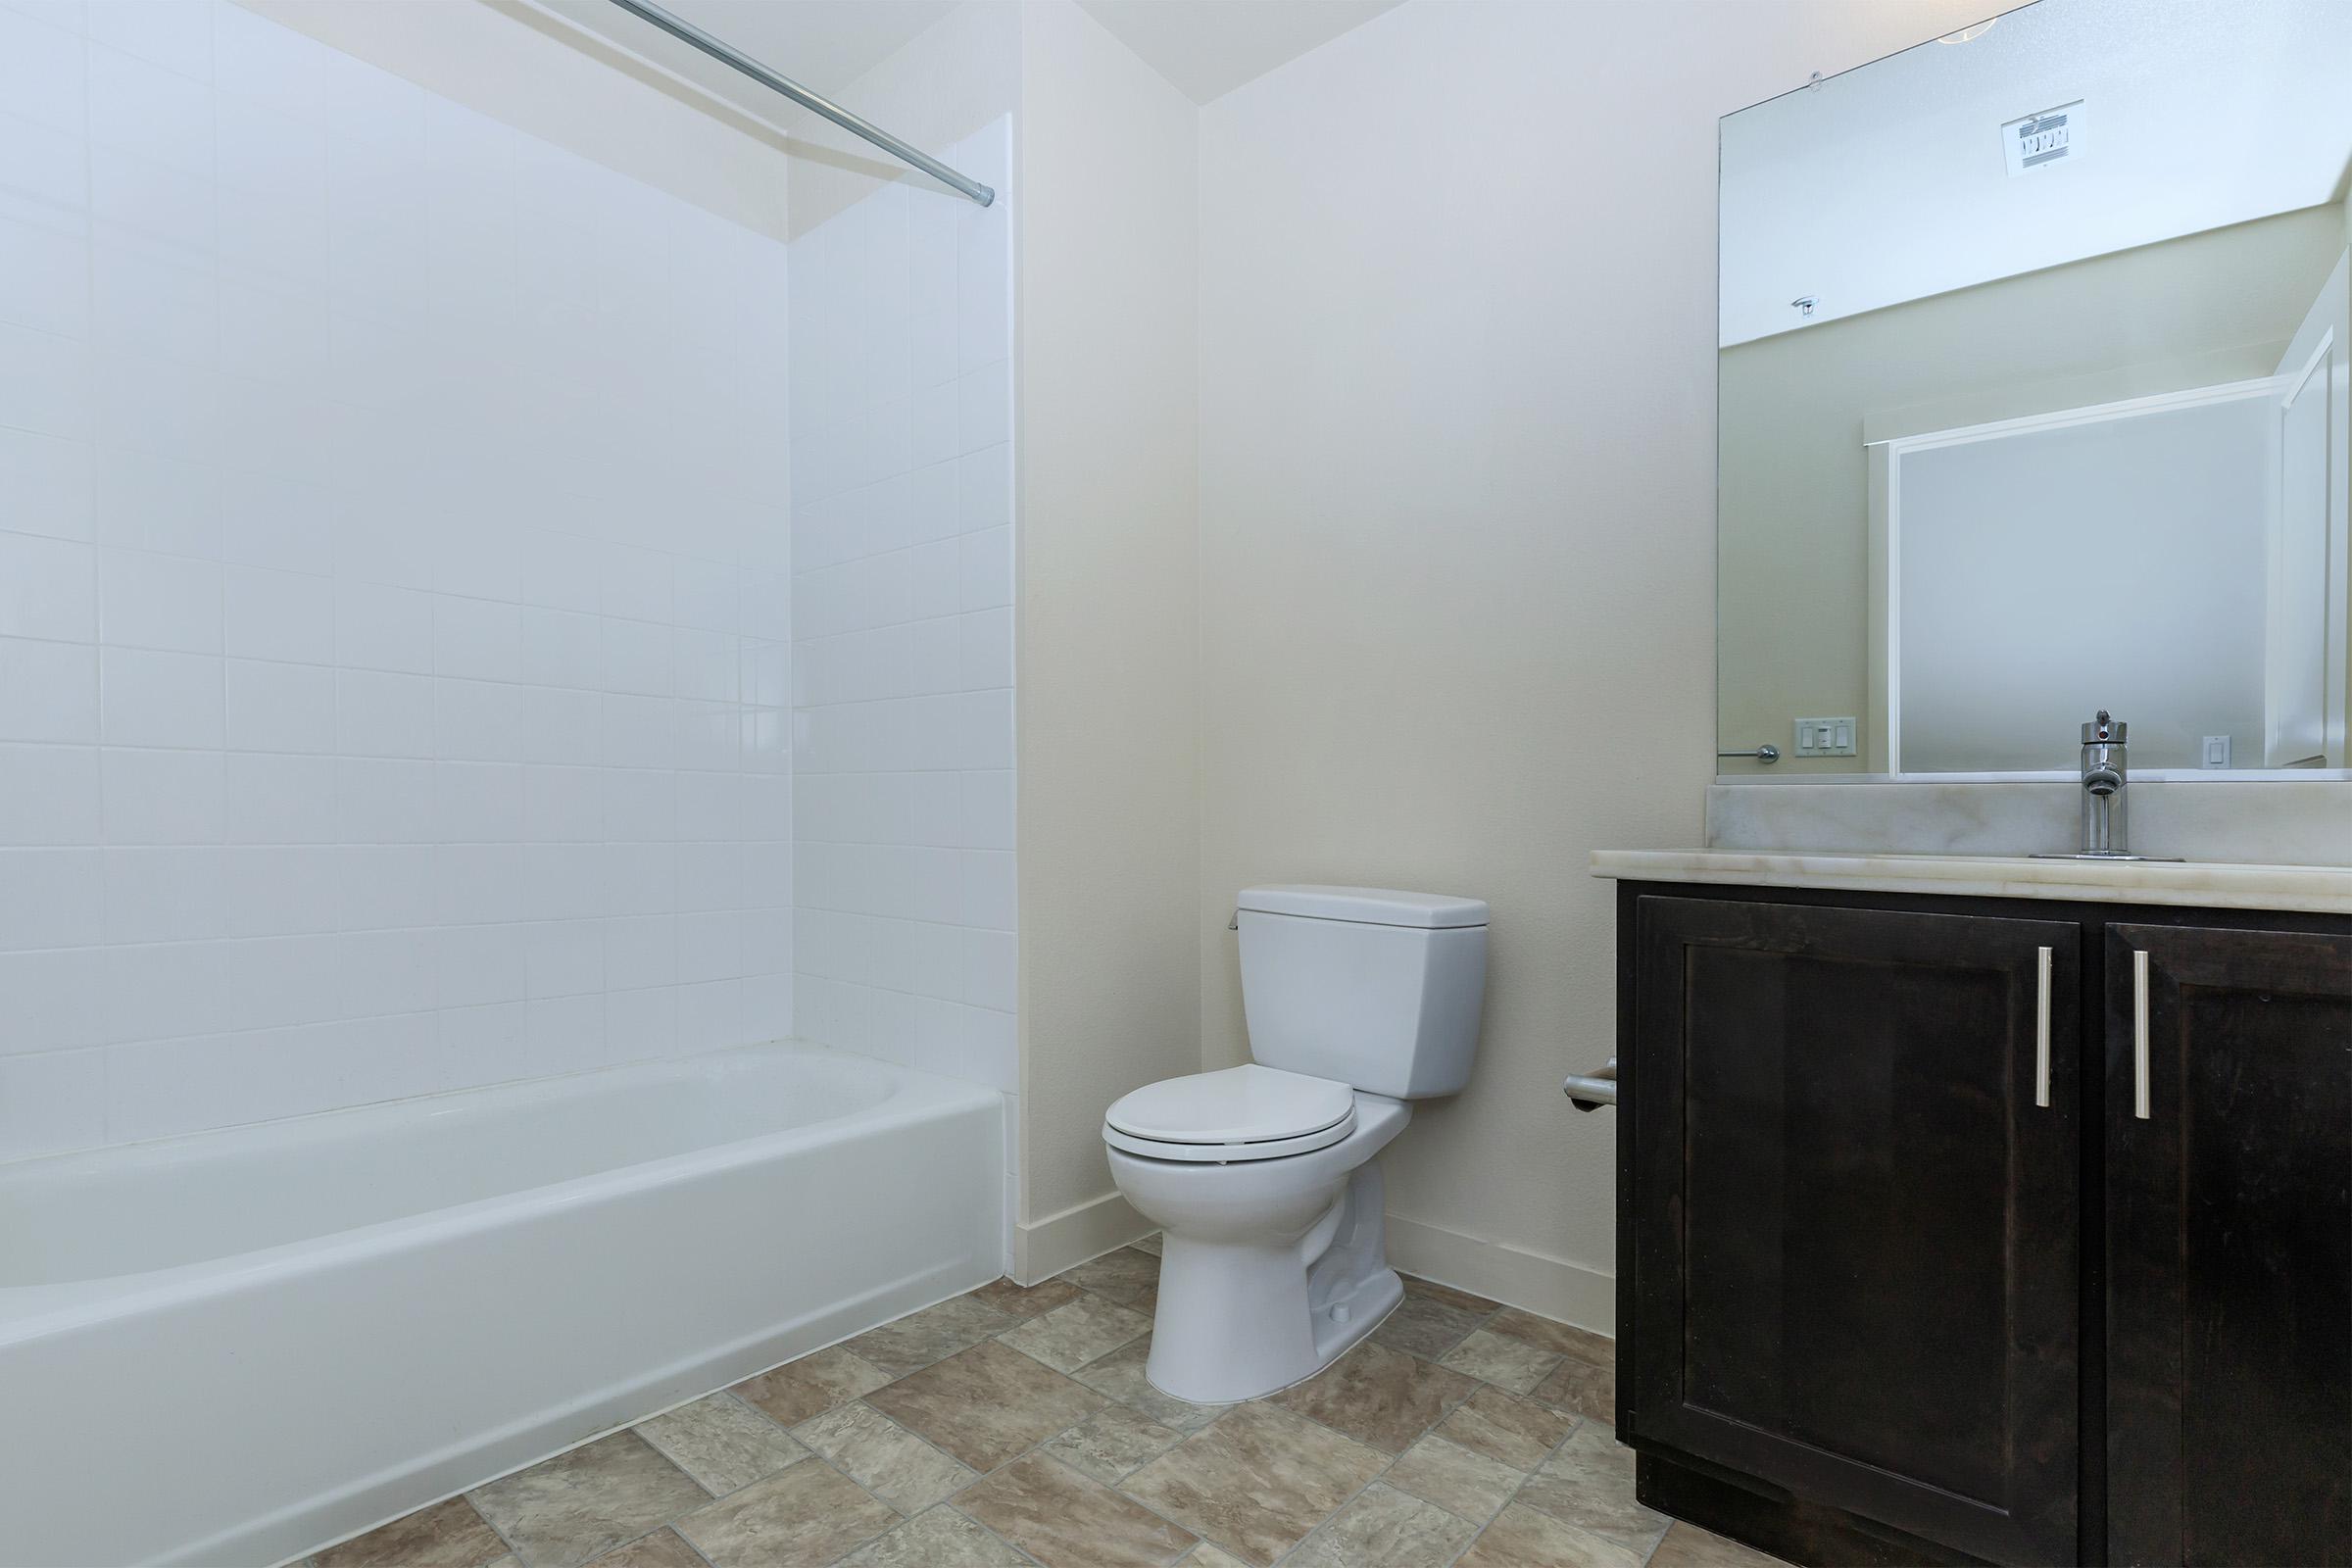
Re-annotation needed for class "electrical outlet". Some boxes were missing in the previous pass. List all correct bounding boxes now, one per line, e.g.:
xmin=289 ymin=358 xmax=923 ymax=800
xmin=1794 ymin=716 xmax=1857 ymax=758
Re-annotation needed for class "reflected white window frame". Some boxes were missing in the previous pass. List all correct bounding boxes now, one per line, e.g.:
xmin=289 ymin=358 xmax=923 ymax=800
xmin=1865 ymin=376 xmax=2351 ymax=781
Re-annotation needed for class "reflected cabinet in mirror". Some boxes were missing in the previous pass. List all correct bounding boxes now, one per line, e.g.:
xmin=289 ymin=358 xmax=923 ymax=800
xmin=1717 ymin=0 xmax=2352 ymax=777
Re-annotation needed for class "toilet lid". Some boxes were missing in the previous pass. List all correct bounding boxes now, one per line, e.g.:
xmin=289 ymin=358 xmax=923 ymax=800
xmin=1104 ymin=1064 xmax=1357 ymax=1162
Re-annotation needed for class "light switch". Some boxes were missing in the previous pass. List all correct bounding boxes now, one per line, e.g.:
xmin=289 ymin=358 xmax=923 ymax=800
xmin=1794 ymin=717 xmax=1857 ymax=758
xmin=2202 ymin=735 xmax=2230 ymax=768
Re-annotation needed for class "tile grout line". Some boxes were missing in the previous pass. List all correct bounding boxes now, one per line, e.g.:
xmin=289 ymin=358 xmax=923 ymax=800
xmin=321 ymin=1256 xmax=1642 ymax=1568
xmin=1004 ymin=1267 xmax=1534 ymax=1568
xmin=1440 ymin=1411 xmax=1588 ymax=1568
xmin=1058 ymin=1271 xmax=1482 ymax=1566
xmin=1257 ymin=1374 xmax=1512 ymax=1568
xmin=921 ymin=1274 xmax=1242 ymax=1562
xmin=457 ymin=1485 xmax=528 ymax=1568
xmin=964 ymin=1290 xmax=1234 ymax=1563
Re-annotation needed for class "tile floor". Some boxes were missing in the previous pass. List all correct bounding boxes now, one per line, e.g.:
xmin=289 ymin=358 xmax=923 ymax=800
xmin=300 ymin=1242 xmax=1786 ymax=1568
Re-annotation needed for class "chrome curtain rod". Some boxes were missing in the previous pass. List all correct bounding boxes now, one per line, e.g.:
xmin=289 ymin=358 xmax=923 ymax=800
xmin=603 ymin=0 xmax=996 ymax=207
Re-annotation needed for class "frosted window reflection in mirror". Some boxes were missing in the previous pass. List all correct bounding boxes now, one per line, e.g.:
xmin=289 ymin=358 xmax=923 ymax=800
xmin=1716 ymin=0 xmax=2352 ymax=777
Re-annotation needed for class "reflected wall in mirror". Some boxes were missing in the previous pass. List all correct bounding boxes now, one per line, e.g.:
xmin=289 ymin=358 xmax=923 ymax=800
xmin=1718 ymin=0 xmax=2352 ymax=777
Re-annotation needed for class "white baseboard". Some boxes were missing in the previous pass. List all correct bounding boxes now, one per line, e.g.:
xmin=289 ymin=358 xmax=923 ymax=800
xmin=1013 ymin=1189 xmax=1151 ymax=1284
xmin=1017 ymin=1192 xmax=1613 ymax=1337
xmin=1384 ymin=1213 xmax=1616 ymax=1337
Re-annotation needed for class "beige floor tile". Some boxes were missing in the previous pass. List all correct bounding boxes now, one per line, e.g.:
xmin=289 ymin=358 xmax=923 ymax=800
xmin=1399 ymin=1274 xmax=1499 ymax=1314
xmin=1647 ymin=1520 xmax=1792 ymax=1567
xmin=633 ymin=1394 xmax=808 ymax=1496
xmin=1043 ymin=1403 xmax=1186 ymax=1485
xmin=1057 ymin=1246 xmax=1162 ymax=1306
xmin=1119 ymin=1402 xmax=1387 ymax=1567
xmin=1437 ymin=1386 xmax=1577 ymax=1471
xmin=673 ymin=1462 xmax=898 ymax=1568
xmin=468 ymin=1433 xmax=710 ymax=1568
xmin=794 ymin=1400 xmax=977 ymax=1515
xmin=1487 ymin=1308 xmax=1615 ymax=1367
xmin=732 ymin=1346 xmax=893 ymax=1427
xmin=1383 ymin=1433 xmax=1525 ymax=1523
xmin=1270 ymin=1339 xmax=1476 ymax=1453
xmin=865 ymin=1339 xmax=1106 ymax=1471
xmin=1512 ymin=1424 xmax=1669 ymax=1553
xmin=847 ymin=1296 xmax=1021 ymax=1379
xmin=1533 ymin=1354 xmax=1617 ymax=1424
xmin=1179 ymin=1548 xmax=1249 ymax=1567
xmin=1371 ymin=1292 xmax=1493 ymax=1360
xmin=1284 ymin=1482 xmax=1478 ymax=1568
xmin=1441 ymin=1328 xmax=1565 ymax=1394
xmin=956 ymin=1452 xmax=1198 ymax=1568
xmin=579 ymin=1529 xmax=703 ymax=1568
xmin=315 ymin=1495 xmax=509 ymax=1568
xmin=965 ymin=1276 xmax=1085 ymax=1318
xmin=1455 ymin=1503 xmax=1645 ymax=1568
xmin=1001 ymin=1293 xmax=1153 ymax=1373
xmin=836 ymin=1504 xmax=1031 ymax=1567
xmin=1071 ymin=1338 xmax=1233 ymax=1432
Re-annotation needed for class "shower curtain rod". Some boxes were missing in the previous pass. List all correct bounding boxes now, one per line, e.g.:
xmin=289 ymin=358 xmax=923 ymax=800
xmin=603 ymin=0 xmax=997 ymax=207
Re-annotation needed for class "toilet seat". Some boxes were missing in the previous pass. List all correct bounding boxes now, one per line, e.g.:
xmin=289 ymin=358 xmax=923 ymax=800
xmin=1104 ymin=1064 xmax=1357 ymax=1163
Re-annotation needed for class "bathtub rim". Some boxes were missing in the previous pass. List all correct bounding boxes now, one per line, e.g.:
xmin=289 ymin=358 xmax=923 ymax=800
xmin=0 ymin=1039 xmax=1004 ymax=1334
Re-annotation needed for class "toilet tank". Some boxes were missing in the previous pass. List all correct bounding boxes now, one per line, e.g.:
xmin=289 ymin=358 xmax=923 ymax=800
xmin=1235 ymin=886 xmax=1489 ymax=1099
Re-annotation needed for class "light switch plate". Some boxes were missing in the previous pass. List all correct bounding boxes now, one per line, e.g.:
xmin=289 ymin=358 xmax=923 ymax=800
xmin=2202 ymin=735 xmax=2231 ymax=768
xmin=1794 ymin=716 xmax=1857 ymax=757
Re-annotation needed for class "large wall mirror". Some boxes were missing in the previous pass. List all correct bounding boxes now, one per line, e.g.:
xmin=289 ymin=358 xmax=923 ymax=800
xmin=1717 ymin=0 xmax=2352 ymax=778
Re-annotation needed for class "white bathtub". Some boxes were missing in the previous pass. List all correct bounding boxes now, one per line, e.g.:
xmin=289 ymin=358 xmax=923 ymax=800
xmin=0 ymin=1042 xmax=1004 ymax=1567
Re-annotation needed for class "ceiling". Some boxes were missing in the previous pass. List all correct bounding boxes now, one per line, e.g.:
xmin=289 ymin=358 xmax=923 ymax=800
xmin=526 ymin=0 xmax=959 ymax=135
xmin=1076 ymin=0 xmax=1405 ymax=105
xmin=533 ymin=0 xmax=1404 ymax=124
xmin=1722 ymin=0 xmax=2352 ymax=345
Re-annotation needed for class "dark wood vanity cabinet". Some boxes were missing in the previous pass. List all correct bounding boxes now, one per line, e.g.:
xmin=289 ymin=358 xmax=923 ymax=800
xmin=2103 ymin=924 xmax=2352 ymax=1568
xmin=1615 ymin=885 xmax=2351 ymax=1568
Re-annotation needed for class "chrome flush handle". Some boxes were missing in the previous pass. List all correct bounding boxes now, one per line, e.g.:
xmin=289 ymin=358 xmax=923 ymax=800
xmin=1563 ymin=1058 xmax=1618 ymax=1111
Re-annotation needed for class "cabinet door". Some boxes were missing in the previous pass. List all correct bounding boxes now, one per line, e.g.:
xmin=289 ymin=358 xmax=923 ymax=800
xmin=2106 ymin=924 xmax=2352 ymax=1567
xmin=1628 ymin=897 xmax=2081 ymax=1565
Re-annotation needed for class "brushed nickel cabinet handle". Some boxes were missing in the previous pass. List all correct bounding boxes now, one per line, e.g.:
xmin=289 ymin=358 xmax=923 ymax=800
xmin=2034 ymin=947 xmax=2052 ymax=1108
xmin=2132 ymin=949 xmax=2151 ymax=1120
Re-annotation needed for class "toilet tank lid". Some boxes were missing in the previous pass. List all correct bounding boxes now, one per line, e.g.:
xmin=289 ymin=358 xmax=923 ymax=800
xmin=1237 ymin=885 xmax=1488 ymax=928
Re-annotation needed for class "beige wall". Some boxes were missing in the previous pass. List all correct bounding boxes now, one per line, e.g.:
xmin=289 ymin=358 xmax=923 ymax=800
xmin=238 ymin=0 xmax=796 ymax=238
xmin=1718 ymin=206 xmax=2350 ymax=776
xmin=1194 ymin=0 xmax=1991 ymax=1326
xmin=1012 ymin=1 xmax=1202 ymax=1273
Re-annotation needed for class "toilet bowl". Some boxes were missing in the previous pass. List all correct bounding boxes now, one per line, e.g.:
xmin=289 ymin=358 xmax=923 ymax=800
xmin=1102 ymin=886 xmax=1488 ymax=1403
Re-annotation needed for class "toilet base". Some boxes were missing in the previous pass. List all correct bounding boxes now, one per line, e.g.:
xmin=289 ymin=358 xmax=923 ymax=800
xmin=1144 ymin=1158 xmax=1402 ymax=1404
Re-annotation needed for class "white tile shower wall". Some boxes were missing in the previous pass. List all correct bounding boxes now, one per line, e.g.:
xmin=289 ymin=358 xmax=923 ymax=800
xmin=786 ymin=122 xmax=1016 ymax=1199
xmin=0 ymin=1 xmax=795 ymax=1160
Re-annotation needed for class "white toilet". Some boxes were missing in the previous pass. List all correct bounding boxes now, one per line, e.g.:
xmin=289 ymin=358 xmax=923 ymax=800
xmin=1102 ymin=885 xmax=1488 ymax=1403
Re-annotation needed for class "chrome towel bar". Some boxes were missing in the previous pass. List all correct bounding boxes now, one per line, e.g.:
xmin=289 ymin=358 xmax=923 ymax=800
xmin=1717 ymin=745 xmax=1781 ymax=763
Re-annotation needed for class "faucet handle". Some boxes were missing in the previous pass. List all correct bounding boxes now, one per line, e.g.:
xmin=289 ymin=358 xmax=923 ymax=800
xmin=2082 ymin=710 xmax=2125 ymax=744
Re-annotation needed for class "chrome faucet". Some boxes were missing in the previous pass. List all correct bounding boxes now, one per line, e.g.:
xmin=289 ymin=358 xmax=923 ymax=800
xmin=2031 ymin=710 xmax=2180 ymax=862
xmin=2077 ymin=710 xmax=2129 ymax=856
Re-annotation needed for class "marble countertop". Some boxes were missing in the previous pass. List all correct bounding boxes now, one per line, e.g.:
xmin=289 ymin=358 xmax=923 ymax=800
xmin=1590 ymin=849 xmax=2352 ymax=915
